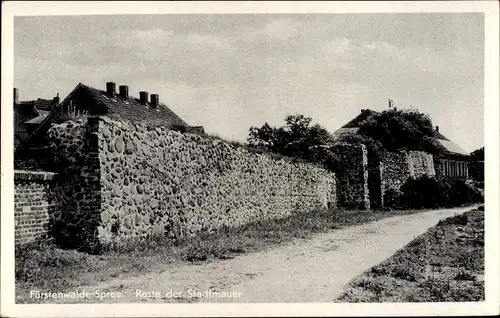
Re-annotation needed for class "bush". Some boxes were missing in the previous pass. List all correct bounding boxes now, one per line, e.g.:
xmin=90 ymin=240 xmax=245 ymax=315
xmin=388 ymin=176 xmax=483 ymax=209
xmin=358 ymin=109 xmax=444 ymax=154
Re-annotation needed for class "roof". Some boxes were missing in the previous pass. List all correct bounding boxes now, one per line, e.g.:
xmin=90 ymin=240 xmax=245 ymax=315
xmin=332 ymin=108 xmax=470 ymax=157
xmin=435 ymin=139 xmax=469 ymax=156
xmin=24 ymin=112 xmax=49 ymax=124
xmin=17 ymin=83 xmax=205 ymax=153
xmin=14 ymin=103 xmax=39 ymax=148
xmin=342 ymin=109 xmax=378 ymax=128
xmin=76 ymin=83 xmax=189 ymax=127
xmin=14 ymin=97 xmax=59 ymax=148
xmin=17 ymin=98 xmax=58 ymax=111
xmin=331 ymin=127 xmax=359 ymax=141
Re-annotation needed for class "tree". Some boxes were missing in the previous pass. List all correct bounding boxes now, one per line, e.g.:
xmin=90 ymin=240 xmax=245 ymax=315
xmin=470 ymin=147 xmax=484 ymax=161
xmin=248 ymin=123 xmax=276 ymax=148
xmin=247 ymin=114 xmax=333 ymax=159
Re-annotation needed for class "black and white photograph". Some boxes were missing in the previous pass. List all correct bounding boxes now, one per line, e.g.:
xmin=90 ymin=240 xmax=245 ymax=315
xmin=1 ymin=1 xmax=499 ymax=317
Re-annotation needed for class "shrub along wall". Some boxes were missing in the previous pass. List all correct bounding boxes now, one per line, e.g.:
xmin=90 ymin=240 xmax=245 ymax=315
xmin=394 ymin=175 xmax=483 ymax=209
xmin=14 ymin=170 xmax=57 ymax=245
xmin=47 ymin=117 xmax=336 ymax=251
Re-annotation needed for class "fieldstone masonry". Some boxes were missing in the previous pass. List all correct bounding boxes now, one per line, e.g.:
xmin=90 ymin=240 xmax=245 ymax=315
xmin=46 ymin=117 xmax=336 ymax=250
xmin=381 ymin=150 xmax=436 ymax=201
xmin=16 ymin=117 xmax=440 ymax=250
xmin=329 ymin=144 xmax=370 ymax=210
xmin=409 ymin=151 xmax=436 ymax=178
xmin=47 ymin=119 xmax=103 ymax=250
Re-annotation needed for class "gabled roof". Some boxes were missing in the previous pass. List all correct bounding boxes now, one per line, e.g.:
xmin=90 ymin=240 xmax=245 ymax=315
xmin=14 ymin=94 xmax=60 ymax=148
xmin=17 ymin=82 xmax=204 ymax=153
xmin=342 ymin=109 xmax=378 ymax=128
xmin=72 ymin=83 xmax=189 ymax=127
xmin=24 ymin=112 xmax=49 ymax=124
xmin=17 ymin=98 xmax=58 ymax=111
xmin=332 ymin=108 xmax=470 ymax=156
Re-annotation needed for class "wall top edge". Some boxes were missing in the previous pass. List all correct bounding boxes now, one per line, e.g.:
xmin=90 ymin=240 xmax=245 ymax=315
xmin=14 ymin=170 xmax=57 ymax=181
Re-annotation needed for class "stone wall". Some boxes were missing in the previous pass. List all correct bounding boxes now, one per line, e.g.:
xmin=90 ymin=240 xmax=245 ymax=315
xmin=381 ymin=150 xmax=410 ymax=194
xmin=14 ymin=170 xmax=57 ymax=245
xmin=46 ymin=117 xmax=336 ymax=250
xmin=47 ymin=119 xmax=103 ymax=251
xmin=329 ymin=144 xmax=370 ymax=210
xmin=381 ymin=150 xmax=436 ymax=204
xmin=408 ymin=151 xmax=435 ymax=178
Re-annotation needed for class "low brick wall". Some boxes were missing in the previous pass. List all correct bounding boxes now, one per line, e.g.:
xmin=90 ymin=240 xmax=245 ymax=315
xmin=14 ymin=170 xmax=57 ymax=246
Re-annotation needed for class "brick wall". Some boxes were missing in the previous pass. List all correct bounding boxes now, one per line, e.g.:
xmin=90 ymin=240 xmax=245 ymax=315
xmin=14 ymin=170 xmax=57 ymax=245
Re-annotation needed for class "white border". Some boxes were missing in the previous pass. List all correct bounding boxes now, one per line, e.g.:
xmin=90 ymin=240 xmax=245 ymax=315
xmin=1 ymin=1 xmax=499 ymax=317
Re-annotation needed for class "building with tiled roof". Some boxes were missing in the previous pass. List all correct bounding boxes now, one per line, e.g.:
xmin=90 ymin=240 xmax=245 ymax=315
xmin=56 ymin=82 xmax=204 ymax=132
xmin=332 ymin=108 xmax=471 ymax=179
xmin=25 ymin=81 xmax=204 ymax=144
xmin=58 ymin=82 xmax=193 ymax=128
xmin=14 ymin=88 xmax=60 ymax=149
xmin=14 ymin=82 xmax=205 ymax=170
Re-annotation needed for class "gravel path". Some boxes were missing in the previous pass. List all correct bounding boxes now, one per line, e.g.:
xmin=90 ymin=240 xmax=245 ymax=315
xmin=51 ymin=206 xmax=476 ymax=303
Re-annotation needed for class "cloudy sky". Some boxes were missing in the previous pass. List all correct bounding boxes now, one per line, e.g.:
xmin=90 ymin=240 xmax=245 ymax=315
xmin=14 ymin=13 xmax=484 ymax=152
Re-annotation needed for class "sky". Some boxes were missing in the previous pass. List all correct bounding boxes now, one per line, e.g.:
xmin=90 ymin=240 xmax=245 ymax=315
xmin=14 ymin=13 xmax=484 ymax=152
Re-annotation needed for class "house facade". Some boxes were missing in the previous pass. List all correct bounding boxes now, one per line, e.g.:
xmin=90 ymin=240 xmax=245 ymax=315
xmin=432 ymin=126 xmax=470 ymax=179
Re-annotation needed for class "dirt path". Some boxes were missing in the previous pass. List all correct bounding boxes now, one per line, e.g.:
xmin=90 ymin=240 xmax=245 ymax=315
xmin=51 ymin=206 xmax=476 ymax=303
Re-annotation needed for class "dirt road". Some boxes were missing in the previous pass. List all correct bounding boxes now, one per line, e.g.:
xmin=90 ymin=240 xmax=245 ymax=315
xmin=52 ymin=206 xmax=476 ymax=303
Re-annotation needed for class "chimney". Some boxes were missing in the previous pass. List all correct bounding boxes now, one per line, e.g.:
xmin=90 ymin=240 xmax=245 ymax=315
xmin=435 ymin=126 xmax=439 ymax=132
xmin=139 ymin=91 xmax=149 ymax=105
xmin=14 ymin=88 xmax=19 ymax=104
xmin=150 ymin=94 xmax=159 ymax=108
xmin=119 ymin=85 xmax=129 ymax=100
xmin=106 ymin=82 xmax=116 ymax=97
xmin=53 ymin=93 xmax=60 ymax=104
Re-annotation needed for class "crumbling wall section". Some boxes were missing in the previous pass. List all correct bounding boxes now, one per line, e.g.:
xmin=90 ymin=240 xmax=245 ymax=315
xmin=381 ymin=150 xmax=436 ymax=206
xmin=382 ymin=150 xmax=411 ymax=194
xmin=408 ymin=150 xmax=436 ymax=178
xmin=329 ymin=144 xmax=370 ymax=210
xmin=46 ymin=118 xmax=103 ymax=252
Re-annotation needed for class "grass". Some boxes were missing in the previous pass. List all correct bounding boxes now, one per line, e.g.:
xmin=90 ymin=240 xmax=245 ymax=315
xmin=16 ymin=206 xmax=437 ymax=303
xmin=336 ymin=206 xmax=485 ymax=302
